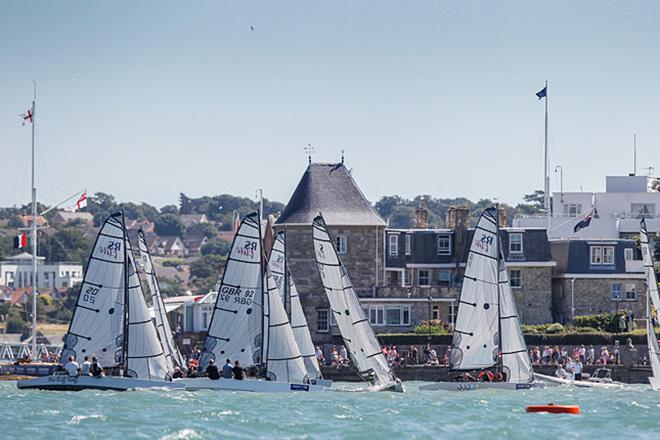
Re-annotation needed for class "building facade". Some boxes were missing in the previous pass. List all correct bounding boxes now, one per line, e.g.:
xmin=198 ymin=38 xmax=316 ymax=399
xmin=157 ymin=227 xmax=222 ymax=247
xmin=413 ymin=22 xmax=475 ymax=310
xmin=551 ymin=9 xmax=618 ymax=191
xmin=0 ymin=253 xmax=83 ymax=289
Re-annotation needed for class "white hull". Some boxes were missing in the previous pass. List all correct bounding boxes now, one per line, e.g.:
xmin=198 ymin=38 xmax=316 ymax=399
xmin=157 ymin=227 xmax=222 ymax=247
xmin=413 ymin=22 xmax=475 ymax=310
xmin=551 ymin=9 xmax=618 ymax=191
xmin=419 ymin=381 xmax=541 ymax=391
xmin=310 ymin=378 xmax=333 ymax=388
xmin=177 ymin=377 xmax=325 ymax=393
xmin=16 ymin=375 xmax=184 ymax=391
xmin=534 ymin=373 xmax=623 ymax=389
xmin=648 ymin=376 xmax=660 ymax=391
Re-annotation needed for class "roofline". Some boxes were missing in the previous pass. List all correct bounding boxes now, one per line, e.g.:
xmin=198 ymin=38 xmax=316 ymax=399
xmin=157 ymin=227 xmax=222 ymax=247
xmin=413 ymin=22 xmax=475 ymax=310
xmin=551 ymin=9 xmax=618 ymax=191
xmin=553 ymin=273 xmax=646 ymax=279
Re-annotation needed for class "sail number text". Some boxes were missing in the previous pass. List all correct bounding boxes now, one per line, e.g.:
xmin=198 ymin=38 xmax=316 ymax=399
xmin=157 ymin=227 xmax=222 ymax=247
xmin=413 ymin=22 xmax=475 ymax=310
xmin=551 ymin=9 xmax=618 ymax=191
xmin=82 ymin=286 xmax=100 ymax=304
xmin=99 ymin=240 xmax=122 ymax=259
xmin=219 ymin=286 xmax=255 ymax=305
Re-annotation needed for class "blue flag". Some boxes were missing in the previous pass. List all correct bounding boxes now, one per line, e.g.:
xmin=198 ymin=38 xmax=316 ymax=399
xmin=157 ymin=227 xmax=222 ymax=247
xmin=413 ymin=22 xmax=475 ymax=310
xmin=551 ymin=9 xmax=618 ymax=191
xmin=574 ymin=211 xmax=593 ymax=233
xmin=536 ymin=86 xmax=547 ymax=100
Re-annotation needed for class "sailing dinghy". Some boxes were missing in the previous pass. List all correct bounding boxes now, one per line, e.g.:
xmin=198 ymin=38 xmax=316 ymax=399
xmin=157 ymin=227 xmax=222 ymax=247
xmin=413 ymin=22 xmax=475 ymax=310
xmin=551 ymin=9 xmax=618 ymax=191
xmin=312 ymin=214 xmax=403 ymax=392
xmin=268 ymin=231 xmax=332 ymax=387
xmin=18 ymin=212 xmax=182 ymax=391
xmin=180 ymin=212 xmax=323 ymax=392
xmin=420 ymin=208 xmax=540 ymax=391
xmin=640 ymin=219 xmax=660 ymax=391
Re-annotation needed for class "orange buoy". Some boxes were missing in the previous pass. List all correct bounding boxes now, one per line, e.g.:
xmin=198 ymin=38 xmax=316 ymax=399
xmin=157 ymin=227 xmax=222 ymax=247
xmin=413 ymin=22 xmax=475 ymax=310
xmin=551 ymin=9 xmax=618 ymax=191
xmin=526 ymin=404 xmax=580 ymax=415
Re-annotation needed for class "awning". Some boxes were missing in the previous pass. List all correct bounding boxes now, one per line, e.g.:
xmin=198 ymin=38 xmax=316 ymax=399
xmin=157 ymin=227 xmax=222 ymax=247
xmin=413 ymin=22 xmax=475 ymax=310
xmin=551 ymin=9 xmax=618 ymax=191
xmin=148 ymin=302 xmax=184 ymax=319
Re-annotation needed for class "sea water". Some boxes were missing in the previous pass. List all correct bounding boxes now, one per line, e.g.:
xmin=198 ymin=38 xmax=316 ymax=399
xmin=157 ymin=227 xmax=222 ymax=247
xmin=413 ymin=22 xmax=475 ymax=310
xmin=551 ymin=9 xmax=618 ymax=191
xmin=1 ymin=381 xmax=659 ymax=439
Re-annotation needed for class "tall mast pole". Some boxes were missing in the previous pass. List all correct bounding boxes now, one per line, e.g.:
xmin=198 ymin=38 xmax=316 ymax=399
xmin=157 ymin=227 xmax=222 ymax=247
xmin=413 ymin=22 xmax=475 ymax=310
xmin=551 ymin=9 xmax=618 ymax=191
xmin=543 ymin=80 xmax=550 ymax=229
xmin=495 ymin=205 xmax=503 ymax=370
xmin=30 ymin=81 xmax=38 ymax=359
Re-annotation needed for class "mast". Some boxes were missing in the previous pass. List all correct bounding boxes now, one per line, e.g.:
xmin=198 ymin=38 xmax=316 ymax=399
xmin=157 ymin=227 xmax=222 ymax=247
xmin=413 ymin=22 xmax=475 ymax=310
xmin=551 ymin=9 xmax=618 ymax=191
xmin=543 ymin=80 xmax=550 ymax=228
xmin=258 ymin=208 xmax=268 ymax=378
xmin=283 ymin=229 xmax=288 ymax=314
xmin=496 ymin=205 xmax=503 ymax=370
xmin=30 ymin=82 xmax=38 ymax=358
xmin=121 ymin=211 xmax=130 ymax=376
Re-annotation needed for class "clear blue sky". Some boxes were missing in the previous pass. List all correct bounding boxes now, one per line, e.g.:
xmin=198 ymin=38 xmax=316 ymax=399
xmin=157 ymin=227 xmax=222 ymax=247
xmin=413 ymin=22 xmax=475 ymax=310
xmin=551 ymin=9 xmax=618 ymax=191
xmin=2 ymin=1 xmax=659 ymax=209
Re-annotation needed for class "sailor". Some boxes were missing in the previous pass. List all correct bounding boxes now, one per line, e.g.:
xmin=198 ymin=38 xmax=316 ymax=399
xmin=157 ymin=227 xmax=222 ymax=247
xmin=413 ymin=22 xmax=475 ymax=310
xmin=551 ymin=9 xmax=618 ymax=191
xmin=81 ymin=356 xmax=92 ymax=375
xmin=172 ymin=367 xmax=184 ymax=379
xmin=90 ymin=356 xmax=104 ymax=377
xmin=222 ymin=358 xmax=233 ymax=379
xmin=64 ymin=356 xmax=80 ymax=376
xmin=574 ymin=358 xmax=583 ymax=381
xmin=205 ymin=359 xmax=220 ymax=380
xmin=478 ymin=370 xmax=494 ymax=382
xmin=555 ymin=363 xmax=567 ymax=379
xmin=232 ymin=360 xmax=245 ymax=380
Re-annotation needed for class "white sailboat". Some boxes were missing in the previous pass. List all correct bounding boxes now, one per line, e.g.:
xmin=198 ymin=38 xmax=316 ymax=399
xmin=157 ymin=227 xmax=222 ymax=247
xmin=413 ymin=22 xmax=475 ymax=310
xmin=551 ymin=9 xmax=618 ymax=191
xmin=268 ymin=231 xmax=332 ymax=387
xmin=137 ymin=229 xmax=186 ymax=371
xmin=180 ymin=212 xmax=323 ymax=392
xmin=640 ymin=219 xmax=660 ymax=391
xmin=312 ymin=214 xmax=403 ymax=392
xmin=18 ymin=212 xmax=182 ymax=391
xmin=421 ymin=208 xmax=539 ymax=391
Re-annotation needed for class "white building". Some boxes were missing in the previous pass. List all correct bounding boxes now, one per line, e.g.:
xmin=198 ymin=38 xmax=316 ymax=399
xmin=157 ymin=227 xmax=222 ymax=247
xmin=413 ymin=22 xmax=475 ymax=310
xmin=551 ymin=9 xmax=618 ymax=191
xmin=515 ymin=175 xmax=660 ymax=240
xmin=0 ymin=253 xmax=83 ymax=289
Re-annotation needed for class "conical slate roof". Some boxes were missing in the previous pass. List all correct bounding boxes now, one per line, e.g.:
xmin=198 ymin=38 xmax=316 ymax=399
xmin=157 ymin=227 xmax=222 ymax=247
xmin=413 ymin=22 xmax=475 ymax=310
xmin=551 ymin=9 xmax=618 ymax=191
xmin=276 ymin=163 xmax=385 ymax=226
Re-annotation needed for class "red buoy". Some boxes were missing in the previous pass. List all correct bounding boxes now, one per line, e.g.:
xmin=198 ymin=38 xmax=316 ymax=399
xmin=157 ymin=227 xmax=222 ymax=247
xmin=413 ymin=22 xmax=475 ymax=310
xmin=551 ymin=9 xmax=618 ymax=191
xmin=526 ymin=404 xmax=580 ymax=414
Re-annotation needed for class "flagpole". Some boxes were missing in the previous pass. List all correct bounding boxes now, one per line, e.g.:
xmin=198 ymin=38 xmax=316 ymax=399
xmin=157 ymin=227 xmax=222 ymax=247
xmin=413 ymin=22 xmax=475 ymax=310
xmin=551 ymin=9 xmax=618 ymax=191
xmin=30 ymin=80 xmax=38 ymax=359
xmin=544 ymin=80 xmax=550 ymax=229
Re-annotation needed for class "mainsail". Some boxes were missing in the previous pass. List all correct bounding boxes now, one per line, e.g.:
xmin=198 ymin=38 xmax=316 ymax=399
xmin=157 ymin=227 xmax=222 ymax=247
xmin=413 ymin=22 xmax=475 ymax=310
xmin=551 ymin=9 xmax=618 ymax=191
xmin=61 ymin=213 xmax=127 ymax=368
xmin=137 ymin=229 xmax=185 ymax=370
xmin=200 ymin=213 xmax=264 ymax=370
xmin=498 ymin=254 xmax=534 ymax=383
xmin=125 ymin=247 xmax=171 ymax=380
xmin=268 ymin=232 xmax=323 ymax=379
xmin=450 ymin=208 xmax=500 ymax=370
xmin=312 ymin=215 xmax=398 ymax=389
xmin=640 ymin=219 xmax=660 ymax=390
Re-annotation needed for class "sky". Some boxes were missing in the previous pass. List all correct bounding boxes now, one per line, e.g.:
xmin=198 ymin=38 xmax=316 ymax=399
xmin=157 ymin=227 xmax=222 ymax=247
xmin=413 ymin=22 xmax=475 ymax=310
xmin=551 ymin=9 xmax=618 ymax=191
xmin=1 ymin=1 xmax=659 ymax=210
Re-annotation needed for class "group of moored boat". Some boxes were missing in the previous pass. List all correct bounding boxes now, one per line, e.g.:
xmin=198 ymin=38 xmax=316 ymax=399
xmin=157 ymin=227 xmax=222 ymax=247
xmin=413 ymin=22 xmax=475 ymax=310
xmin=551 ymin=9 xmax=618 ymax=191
xmin=16 ymin=209 xmax=659 ymax=393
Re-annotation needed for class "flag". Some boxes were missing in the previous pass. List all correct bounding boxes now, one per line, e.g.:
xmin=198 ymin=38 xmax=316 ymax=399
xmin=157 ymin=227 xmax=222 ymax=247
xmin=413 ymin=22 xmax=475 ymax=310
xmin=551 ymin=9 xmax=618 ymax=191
xmin=14 ymin=233 xmax=28 ymax=249
xmin=232 ymin=212 xmax=241 ymax=234
xmin=70 ymin=191 xmax=88 ymax=212
xmin=574 ymin=210 xmax=593 ymax=233
xmin=536 ymin=86 xmax=547 ymax=100
xmin=20 ymin=107 xmax=33 ymax=125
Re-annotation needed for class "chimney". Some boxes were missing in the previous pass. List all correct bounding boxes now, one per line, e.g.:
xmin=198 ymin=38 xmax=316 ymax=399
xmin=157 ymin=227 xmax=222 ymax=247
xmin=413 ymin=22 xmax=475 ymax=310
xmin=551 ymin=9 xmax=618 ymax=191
xmin=415 ymin=200 xmax=429 ymax=229
xmin=446 ymin=206 xmax=470 ymax=264
xmin=498 ymin=207 xmax=507 ymax=228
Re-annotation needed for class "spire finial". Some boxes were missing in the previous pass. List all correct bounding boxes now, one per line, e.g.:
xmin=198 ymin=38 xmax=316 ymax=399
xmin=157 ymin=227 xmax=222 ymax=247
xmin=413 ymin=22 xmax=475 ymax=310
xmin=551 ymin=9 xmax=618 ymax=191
xmin=304 ymin=144 xmax=314 ymax=164
xmin=341 ymin=148 xmax=345 ymax=164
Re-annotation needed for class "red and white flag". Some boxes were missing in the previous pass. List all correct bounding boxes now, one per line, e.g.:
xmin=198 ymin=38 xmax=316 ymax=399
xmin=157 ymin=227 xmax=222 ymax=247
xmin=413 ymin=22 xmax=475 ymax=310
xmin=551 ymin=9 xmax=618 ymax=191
xmin=14 ymin=233 xmax=28 ymax=249
xmin=232 ymin=211 xmax=241 ymax=234
xmin=70 ymin=191 xmax=88 ymax=212
xmin=20 ymin=107 xmax=33 ymax=125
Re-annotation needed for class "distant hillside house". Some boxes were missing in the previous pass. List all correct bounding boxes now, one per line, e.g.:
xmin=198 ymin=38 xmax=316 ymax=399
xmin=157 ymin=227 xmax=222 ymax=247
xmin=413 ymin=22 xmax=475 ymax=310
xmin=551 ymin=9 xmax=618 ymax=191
xmin=0 ymin=253 xmax=83 ymax=289
xmin=154 ymin=236 xmax=187 ymax=257
xmin=125 ymin=219 xmax=155 ymax=233
xmin=19 ymin=215 xmax=47 ymax=228
xmin=51 ymin=210 xmax=94 ymax=225
xmin=183 ymin=234 xmax=208 ymax=255
xmin=275 ymin=161 xmax=386 ymax=343
xmin=180 ymin=214 xmax=208 ymax=228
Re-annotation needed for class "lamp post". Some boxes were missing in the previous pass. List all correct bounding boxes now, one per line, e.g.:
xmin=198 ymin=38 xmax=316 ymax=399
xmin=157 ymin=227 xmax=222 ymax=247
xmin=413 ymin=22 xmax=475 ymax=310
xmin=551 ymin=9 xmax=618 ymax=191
xmin=570 ymin=278 xmax=576 ymax=321
xmin=554 ymin=165 xmax=564 ymax=204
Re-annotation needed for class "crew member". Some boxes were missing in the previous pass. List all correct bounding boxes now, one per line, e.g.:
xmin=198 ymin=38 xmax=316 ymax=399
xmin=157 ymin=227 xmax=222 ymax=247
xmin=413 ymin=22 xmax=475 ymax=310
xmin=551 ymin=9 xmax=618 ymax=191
xmin=222 ymin=359 xmax=233 ymax=379
xmin=206 ymin=359 xmax=220 ymax=380
xmin=233 ymin=360 xmax=245 ymax=380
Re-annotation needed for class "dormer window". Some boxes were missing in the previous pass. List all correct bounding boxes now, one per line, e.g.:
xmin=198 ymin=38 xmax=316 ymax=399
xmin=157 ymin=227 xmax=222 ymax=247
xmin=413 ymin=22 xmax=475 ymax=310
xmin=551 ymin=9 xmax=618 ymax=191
xmin=336 ymin=235 xmax=347 ymax=255
xmin=437 ymin=236 xmax=451 ymax=255
xmin=590 ymin=246 xmax=614 ymax=265
xmin=388 ymin=234 xmax=399 ymax=256
xmin=509 ymin=233 xmax=523 ymax=254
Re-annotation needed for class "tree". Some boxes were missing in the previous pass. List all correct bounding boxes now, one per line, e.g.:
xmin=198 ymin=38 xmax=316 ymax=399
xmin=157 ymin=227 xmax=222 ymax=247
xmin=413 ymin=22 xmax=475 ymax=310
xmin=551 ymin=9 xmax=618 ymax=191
xmin=522 ymin=190 xmax=545 ymax=209
xmin=190 ymin=254 xmax=224 ymax=280
xmin=155 ymin=214 xmax=185 ymax=237
xmin=160 ymin=204 xmax=179 ymax=214
xmin=201 ymin=239 xmax=231 ymax=257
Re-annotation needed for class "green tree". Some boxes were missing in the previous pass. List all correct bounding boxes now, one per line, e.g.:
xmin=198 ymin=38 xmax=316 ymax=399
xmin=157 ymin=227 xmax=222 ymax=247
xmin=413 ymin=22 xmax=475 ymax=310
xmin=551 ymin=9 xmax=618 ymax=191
xmin=155 ymin=214 xmax=185 ymax=237
xmin=160 ymin=204 xmax=179 ymax=214
xmin=201 ymin=239 xmax=231 ymax=257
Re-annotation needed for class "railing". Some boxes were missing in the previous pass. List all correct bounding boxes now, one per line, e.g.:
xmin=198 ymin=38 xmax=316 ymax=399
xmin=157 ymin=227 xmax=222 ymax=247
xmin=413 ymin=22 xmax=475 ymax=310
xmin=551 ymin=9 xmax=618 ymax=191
xmin=0 ymin=343 xmax=62 ymax=363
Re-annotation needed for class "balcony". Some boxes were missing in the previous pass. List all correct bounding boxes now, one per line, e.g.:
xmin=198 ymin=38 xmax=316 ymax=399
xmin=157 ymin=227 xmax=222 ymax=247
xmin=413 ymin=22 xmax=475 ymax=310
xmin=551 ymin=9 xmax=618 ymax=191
xmin=625 ymin=259 xmax=644 ymax=273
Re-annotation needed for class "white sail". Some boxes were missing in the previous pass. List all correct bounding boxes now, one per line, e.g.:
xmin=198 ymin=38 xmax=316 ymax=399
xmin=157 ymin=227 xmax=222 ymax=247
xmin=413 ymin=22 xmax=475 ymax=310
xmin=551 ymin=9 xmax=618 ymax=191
xmin=125 ymin=248 xmax=171 ymax=380
xmin=268 ymin=232 xmax=323 ymax=379
xmin=61 ymin=213 xmax=126 ymax=368
xmin=137 ymin=229 xmax=185 ymax=370
xmin=313 ymin=215 xmax=397 ymax=389
xmin=263 ymin=267 xmax=309 ymax=383
xmin=200 ymin=212 xmax=264 ymax=370
xmin=647 ymin=315 xmax=660 ymax=390
xmin=498 ymin=255 xmax=533 ymax=383
xmin=641 ymin=220 xmax=660 ymax=314
xmin=450 ymin=208 xmax=500 ymax=371
xmin=640 ymin=219 xmax=660 ymax=390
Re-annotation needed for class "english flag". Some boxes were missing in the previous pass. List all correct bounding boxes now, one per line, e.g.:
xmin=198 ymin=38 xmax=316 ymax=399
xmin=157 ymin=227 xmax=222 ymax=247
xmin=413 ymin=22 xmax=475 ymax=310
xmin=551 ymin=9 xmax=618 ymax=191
xmin=232 ymin=212 xmax=241 ymax=234
xmin=14 ymin=233 xmax=28 ymax=249
xmin=20 ymin=107 xmax=33 ymax=125
xmin=70 ymin=192 xmax=88 ymax=212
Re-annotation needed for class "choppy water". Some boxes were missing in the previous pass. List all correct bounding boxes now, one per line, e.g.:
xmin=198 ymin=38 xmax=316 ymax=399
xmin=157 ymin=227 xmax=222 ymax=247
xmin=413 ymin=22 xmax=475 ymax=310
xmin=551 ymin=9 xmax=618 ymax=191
xmin=2 ymin=381 xmax=659 ymax=439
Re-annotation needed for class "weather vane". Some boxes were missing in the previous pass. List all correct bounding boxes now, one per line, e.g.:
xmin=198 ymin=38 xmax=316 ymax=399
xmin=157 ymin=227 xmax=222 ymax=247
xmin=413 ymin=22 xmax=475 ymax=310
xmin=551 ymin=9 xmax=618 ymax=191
xmin=305 ymin=144 xmax=314 ymax=164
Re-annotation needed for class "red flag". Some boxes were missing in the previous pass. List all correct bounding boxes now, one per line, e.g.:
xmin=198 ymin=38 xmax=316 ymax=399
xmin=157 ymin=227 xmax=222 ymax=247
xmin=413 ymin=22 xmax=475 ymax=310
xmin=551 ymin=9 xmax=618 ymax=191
xmin=72 ymin=192 xmax=88 ymax=212
xmin=14 ymin=233 xmax=28 ymax=249
xmin=20 ymin=108 xmax=33 ymax=125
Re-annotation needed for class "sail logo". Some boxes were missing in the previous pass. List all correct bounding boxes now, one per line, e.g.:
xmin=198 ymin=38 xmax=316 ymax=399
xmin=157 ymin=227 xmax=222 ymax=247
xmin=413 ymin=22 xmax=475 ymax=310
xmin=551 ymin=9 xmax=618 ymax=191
xmin=98 ymin=240 xmax=122 ymax=259
xmin=236 ymin=240 xmax=257 ymax=259
xmin=474 ymin=233 xmax=493 ymax=253
xmin=272 ymin=255 xmax=284 ymax=271
xmin=290 ymin=383 xmax=310 ymax=391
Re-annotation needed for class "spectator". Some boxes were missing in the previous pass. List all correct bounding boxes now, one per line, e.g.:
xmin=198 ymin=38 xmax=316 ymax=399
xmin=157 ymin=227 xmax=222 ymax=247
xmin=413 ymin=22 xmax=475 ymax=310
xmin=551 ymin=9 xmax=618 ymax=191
xmin=315 ymin=346 xmax=325 ymax=365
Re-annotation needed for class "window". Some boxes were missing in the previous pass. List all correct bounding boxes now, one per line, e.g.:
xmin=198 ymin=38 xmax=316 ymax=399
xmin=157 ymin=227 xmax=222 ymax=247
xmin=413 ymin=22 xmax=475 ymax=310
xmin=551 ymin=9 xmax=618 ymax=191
xmin=201 ymin=306 xmax=211 ymax=330
xmin=418 ymin=270 xmax=431 ymax=287
xmin=386 ymin=307 xmax=401 ymax=325
xmin=563 ymin=203 xmax=583 ymax=217
xmin=625 ymin=284 xmax=636 ymax=301
xmin=611 ymin=283 xmax=622 ymax=301
xmin=369 ymin=306 xmax=385 ymax=325
xmin=509 ymin=233 xmax=523 ymax=254
xmin=590 ymin=246 xmax=603 ymax=265
xmin=510 ymin=269 xmax=522 ymax=288
xmin=431 ymin=304 xmax=440 ymax=320
xmin=437 ymin=269 xmax=451 ymax=284
xmin=603 ymin=246 xmax=615 ymax=265
xmin=369 ymin=305 xmax=411 ymax=326
xmin=317 ymin=309 xmax=329 ymax=332
xmin=448 ymin=303 xmax=458 ymax=325
xmin=624 ymin=248 xmax=634 ymax=261
xmin=388 ymin=234 xmax=399 ymax=256
xmin=437 ymin=236 xmax=451 ymax=255
xmin=336 ymin=235 xmax=347 ymax=255
xmin=403 ymin=269 xmax=412 ymax=287
xmin=631 ymin=203 xmax=656 ymax=219
xmin=405 ymin=234 xmax=412 ymax=255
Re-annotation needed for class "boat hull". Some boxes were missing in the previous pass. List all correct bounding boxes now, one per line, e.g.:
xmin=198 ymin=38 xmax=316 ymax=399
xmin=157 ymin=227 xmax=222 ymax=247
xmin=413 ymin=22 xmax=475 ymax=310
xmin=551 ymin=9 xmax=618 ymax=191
xmin=310 ymin=378 xmax=333 ymax=388
xmin=419 ymin=381 xmax=542 ymax=391
xmin=176 ymin=377 xmax=325 ymax=393
xmin=648 ymin=376 xmax=660 ymax=391
xmin=534 ymin=373 xmax=623 ymax=389
xmin=16 ymin=375 xmax=185 ymax=391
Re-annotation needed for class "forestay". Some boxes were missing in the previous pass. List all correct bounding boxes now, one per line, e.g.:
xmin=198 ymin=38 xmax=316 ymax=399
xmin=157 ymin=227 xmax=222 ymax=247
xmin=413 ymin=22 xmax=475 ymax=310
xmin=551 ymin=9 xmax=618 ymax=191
xmin=263 ymin=267 xmax=309 ymax=383
xmin=268 ymin=232 xmax=323 ymax=379
xmin=61 ymin=213 xmax=126 ymax=368
xmin=200 ymin=212 xmax=264 ymax=370
xmin=313 ymin=215 xmax=397 ymax=389
xmin=137 ymin=229 xmax=185 ymax=370
xmin=125 ymin=247 xmax=171 ymax=380
xmin=450 ymin=208 xmax=500 ymax=371
xmin=498 ymin=255 xmax=533 ymax=383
